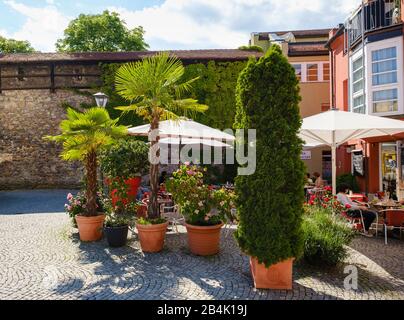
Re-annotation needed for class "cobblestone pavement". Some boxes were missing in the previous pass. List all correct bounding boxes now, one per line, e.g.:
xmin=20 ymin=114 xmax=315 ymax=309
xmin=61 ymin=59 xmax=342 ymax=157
xmin=0 ymin=213 xmax=403 ymax=300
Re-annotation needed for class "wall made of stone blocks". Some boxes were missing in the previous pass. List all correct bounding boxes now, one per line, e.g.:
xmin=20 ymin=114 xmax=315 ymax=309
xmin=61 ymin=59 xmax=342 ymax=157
xmin=0 ymin=89 xmax=92 ymax=189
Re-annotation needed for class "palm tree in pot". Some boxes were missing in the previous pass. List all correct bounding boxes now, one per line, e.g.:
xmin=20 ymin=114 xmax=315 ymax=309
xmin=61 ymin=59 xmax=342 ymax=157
xmin=44 ymin=107 xmax=127 ymax=241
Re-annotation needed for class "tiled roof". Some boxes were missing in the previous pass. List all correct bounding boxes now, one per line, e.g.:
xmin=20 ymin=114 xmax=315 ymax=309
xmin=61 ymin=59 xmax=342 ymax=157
xmin=288 ymin=42 xmax=328 ymax=56
xmin=0 ymin=49 xmax=263 ymax=64
xmin=257 ymin=28 xmax=332 ymax=40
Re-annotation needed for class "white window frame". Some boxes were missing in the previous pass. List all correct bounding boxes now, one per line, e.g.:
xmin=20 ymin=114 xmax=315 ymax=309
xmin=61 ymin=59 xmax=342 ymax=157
xmin=290 ymin=61 xmax=329 ymax=83
xmin=350 ymin=49 xmax=366 ymax=114
xmin=367 ymin=37 xmax=403 ymax=117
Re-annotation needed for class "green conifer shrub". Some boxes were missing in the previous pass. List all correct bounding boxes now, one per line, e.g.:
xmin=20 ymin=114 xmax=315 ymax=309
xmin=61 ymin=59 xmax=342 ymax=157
xmin=234 ymin=45 xmax=305 ymax=267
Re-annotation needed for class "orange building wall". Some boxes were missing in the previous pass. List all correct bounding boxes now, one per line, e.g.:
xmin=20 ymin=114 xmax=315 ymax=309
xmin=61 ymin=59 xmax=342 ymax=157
xmin=329 ymin=31 xmax=349 ymax=111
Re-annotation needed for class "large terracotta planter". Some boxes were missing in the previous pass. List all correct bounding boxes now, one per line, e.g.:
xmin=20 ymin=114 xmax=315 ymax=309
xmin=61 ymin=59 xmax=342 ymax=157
xmin=136 ymin=222 xmax=169 ymax=253
xmin=75 ymin=214 xmax=106 ymax=242
xmin=250 ymin=257 xmax=294 ymax=290
xmin=107 ymin=177 xmax=141 ymax=207
xmin=185 ymin=223 xmax=224 ymax=256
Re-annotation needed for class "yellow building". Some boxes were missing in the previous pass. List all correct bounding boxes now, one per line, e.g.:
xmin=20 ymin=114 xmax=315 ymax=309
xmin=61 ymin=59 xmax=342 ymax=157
xmin=250 ymin=29 xmax=333 ymax=180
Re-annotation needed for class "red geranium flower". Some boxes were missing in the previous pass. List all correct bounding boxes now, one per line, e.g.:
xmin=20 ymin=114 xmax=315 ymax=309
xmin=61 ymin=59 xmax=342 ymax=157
xmin=345 ymin=204 xmax=352 ymax=209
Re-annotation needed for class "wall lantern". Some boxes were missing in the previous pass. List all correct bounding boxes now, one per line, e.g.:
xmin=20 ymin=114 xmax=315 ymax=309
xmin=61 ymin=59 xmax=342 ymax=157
xmin=93 ymin=92 xmax=109 ymax=108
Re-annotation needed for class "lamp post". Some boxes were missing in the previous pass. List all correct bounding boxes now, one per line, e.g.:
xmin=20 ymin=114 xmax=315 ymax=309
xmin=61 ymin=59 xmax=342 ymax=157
xmin=93 ymin=92 xmax=109 ymax=108
xmin=93 ymin=92 xmax=109 ymax=193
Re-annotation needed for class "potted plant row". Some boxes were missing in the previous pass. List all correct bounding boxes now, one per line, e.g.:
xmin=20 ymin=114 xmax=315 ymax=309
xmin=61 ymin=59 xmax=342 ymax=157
xmin=45 ymin=107 xmax=128 ymax=242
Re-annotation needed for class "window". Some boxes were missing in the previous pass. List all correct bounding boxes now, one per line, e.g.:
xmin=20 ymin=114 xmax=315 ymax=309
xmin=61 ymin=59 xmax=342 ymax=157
xmin=351 ymin=55 xmax=365 ymax=114
xmin=352 ymin=56 xmax=364 ymax=94
xmin=17 ymin=67 xmax=25 ymax=81
xmin=292 ymin=64 xmax=302 ymax=81
xmin=353 ymin=94 xmax=365 ymax=114
xmin=323 ymin=63 xmax=330 ymax=81
xmin=373 ymin=88 xmax=398 ymax=113
xmin=306 ymin=64 xmax=318 ymax=81
xmin=372 ymin=47 xmax=397 ymax=86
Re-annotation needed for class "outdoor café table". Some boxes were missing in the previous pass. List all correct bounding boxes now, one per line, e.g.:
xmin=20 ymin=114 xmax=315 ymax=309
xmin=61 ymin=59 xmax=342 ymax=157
xmin=373 ymin=201 xmax=402 ymax=210
xmin=348 ymin=194 xmax=366 ymax=202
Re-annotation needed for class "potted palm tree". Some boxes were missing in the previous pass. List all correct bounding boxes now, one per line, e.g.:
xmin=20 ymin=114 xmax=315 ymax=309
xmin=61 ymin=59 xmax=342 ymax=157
xmin=44 ymin=107 xmax=127 ymax=242
xmin=234 ymin=46 xmax=305 ymax=289
xmin=114 ymin=52 xmax=208 ymax=253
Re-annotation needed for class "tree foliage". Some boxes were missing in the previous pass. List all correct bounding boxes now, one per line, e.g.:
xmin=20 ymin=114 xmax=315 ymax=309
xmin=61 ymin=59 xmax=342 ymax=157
xmin=56 ymin=10 xmax=149 ymax=52
xmin=234 ymin=45 xmax=305 ymax=267
xmin=0 ymin=36 xmax=35 ymax=53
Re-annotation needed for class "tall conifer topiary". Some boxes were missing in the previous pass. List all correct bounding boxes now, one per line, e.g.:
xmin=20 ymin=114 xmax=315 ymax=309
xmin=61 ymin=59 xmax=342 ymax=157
xmin=234 ymin=45 xmax=305 ymax=267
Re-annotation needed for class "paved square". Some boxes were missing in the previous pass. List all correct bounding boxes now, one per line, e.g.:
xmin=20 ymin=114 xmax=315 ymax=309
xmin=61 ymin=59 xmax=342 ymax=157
xmin=0 ymin=213 xmax=403 ymax=300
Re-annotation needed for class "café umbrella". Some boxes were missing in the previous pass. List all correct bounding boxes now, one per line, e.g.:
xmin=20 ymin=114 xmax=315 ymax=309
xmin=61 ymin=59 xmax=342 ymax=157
xmin=299 ymin=108 xmax=404 ymax=194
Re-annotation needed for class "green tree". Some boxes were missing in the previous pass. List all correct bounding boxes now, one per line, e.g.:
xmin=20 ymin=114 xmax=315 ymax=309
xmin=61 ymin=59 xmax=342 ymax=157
xmin=56 ymin=10 xmax=149 ymax=52
xmin=115 ymin=52 xmax=208 ymax=219
xmin=0 ymin=36 xmax=35 ymax=53
xmin=44 ymin=108 xmax=128 ymax=216
xmin=234 ymin=45 xmax=305 ymax=267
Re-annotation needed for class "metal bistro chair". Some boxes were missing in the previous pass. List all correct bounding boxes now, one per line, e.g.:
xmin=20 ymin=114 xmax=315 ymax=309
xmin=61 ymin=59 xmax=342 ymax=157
xmin=341 ymin=209 xmax=367 ymax=235
xmin=224 ymin=208 xmax=238 ymax=238
xmin=161 ymin=204 xmax=185 ymax=234
xmin=378 ymin=209 xmax=404 ymax=245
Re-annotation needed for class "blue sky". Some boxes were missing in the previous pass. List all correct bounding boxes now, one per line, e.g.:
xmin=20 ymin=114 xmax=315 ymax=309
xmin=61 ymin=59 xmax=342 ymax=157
xmin=0 ymin=0 xmax=361 ymax=52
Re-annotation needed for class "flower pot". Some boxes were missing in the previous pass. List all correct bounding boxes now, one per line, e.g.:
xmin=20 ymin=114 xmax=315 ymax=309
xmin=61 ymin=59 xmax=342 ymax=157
xmin=250 ymin=257 xmax=294 ymax=290
xmin=185 ymin=223 xmax=224 ymax=256
xmin=75 ymin=214 xmax=106 ymax=242
xmin=136 ymin=222 xmax=169 ymax=253
xmin=104 ymin=225 xmax=129 ymax=248
xmin=107 ymin=177 xmax=142 ymax=207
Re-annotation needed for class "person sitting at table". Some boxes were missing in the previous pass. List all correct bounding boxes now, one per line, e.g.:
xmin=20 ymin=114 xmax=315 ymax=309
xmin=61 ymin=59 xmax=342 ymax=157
xmin=337 ymin=183 xmax=377 ymax=236
xmin=313 ymin=172 xmax=324 ymax=188
xmin=306 ymin=173 xmax=314 ymax=185
xmin=159 ymin=171 xmax=168 ymax=185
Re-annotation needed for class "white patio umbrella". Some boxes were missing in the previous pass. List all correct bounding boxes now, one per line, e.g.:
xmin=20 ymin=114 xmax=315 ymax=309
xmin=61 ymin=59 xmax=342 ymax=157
xmin=128 ymin=119 xmax=235 ymax=142
xmin=300 ymin=108 xmax=404 ymax=194
xmin=159 ymin=137 xmax=232 ymax=148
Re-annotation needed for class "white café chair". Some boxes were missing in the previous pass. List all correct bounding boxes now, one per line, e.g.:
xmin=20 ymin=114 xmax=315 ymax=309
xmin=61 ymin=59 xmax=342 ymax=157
xmin=160 ymin=204 xmax=185 ymax=233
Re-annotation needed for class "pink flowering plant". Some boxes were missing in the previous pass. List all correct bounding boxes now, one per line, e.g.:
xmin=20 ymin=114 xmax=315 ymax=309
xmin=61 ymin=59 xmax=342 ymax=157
xmin=166 ymin=164 xmax=234 ymax=226
xmin=65 ymin=191 xmax=105 ymax=227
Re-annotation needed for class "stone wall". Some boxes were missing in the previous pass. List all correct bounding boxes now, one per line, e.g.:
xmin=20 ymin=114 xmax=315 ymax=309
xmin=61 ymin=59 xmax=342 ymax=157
xmin=0 ymin=89 xmax=92 ymax=189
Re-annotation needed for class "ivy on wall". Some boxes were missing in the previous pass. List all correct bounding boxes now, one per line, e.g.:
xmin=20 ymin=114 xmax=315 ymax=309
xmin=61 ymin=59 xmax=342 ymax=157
xmin=99 ymin=60 xmax=247 ymax=130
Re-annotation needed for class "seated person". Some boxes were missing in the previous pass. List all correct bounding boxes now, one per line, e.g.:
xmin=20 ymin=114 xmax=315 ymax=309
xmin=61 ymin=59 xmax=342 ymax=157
xmin=337 ymin=183 xmax=377 ymax=235
xmin=313 ymin=172 xmax=325 ymax=188
xmin=306 ymin=173 xmax=314 ymax=185
xmin=159 ymin=171 xmax=168 ymax=185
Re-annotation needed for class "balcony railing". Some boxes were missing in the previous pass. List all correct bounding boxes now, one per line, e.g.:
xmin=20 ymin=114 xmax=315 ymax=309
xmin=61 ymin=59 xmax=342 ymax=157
xmin=346 ymin=0 xmax=402 ymax=46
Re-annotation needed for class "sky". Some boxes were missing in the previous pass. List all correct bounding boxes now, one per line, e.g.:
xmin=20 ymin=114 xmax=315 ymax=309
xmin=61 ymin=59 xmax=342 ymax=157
xmin=0 ymin=0 xmax=362 ymax=52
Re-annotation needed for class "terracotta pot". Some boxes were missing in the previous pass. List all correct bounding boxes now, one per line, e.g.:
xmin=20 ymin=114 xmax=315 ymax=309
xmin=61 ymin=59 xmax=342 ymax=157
xmin=185 ymin=223 xmax=224 ymax=256
xmin=75 ymin=214 xmax=106 ymax=242
xmin=250 ymin=257 xmax=294 ymax=290
xmin=107 ymin=177 xmax=141 ymax=207
xmin=136 ymin=222 xmax=169 ymax=253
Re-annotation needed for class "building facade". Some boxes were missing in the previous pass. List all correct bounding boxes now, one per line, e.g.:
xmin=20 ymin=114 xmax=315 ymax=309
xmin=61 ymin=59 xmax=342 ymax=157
xmin=328 ymin=0 xmax=404 ymax=198
xmin=251 ymin=29 xmax=332 ymax=179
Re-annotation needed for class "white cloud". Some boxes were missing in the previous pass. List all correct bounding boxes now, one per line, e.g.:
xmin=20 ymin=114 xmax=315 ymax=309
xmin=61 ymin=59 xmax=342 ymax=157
xmin=2 ymin=0 xmax=362 ymax=52
xmin=110 ymin=0 xmax=362 ymax=50
xmin=3 ymin=0 xmax=70 ymax=52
